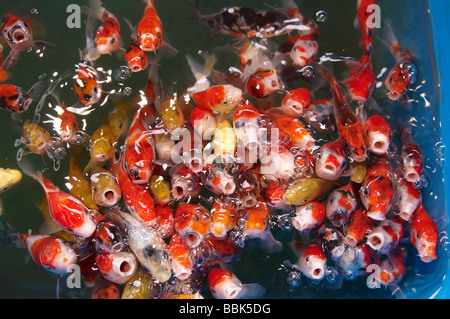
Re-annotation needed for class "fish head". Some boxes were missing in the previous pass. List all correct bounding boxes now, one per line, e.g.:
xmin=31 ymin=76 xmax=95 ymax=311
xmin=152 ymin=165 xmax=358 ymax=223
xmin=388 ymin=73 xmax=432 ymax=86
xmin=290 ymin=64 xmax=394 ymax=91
xmin=74 ymin=65 xmax=102 ymax=106
xmin=138 ymin=25 xmax=163 ymax=52
xmin=2 ymin=14 xmax=33 ymax=48
xmin=246 ymin=69 xmax=281 ymax=98
xmin=207 ymin=268 xmax=243 ymax=300
xmin=125 ymin=44 xmax=148 ymax=72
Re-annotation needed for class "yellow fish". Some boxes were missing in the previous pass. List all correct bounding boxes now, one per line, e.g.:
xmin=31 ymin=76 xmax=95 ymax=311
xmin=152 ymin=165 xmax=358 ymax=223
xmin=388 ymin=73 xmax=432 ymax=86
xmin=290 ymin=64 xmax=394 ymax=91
xmin=149 ymin=175 xmax=172 ymax=206
xmin=349 ymin=161 xmax=367 ymax=184
xmin=84 ymin=124 xmax=118 ymax=173
xmin=90 ymin=168 xmax=122 ymax=207
xmin=283 ymin=178 xmax=338 ymax=206
xmin=159 ymin=91 xmax=185 ymax=133
xmin=121 ymin=269 xmax=155 ymax=299
xmin=68 ymin=147 xmax=99 ymax=210
xmin=104 ymin=97 xmax=138 ymax=142
xmin=0 ymin=168 xmax=22 ymax=193
xmin=22 ymin=121 xmax=51 ymax=155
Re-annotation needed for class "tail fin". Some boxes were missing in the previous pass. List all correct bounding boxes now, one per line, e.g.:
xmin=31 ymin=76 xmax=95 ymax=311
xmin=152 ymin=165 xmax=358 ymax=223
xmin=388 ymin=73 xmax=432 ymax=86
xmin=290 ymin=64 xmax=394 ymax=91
xmin=16 ymin=157 xmax=45 ymax=188
xmin=82 ymin=0 xmax=106 ymax=21
xmin=0 ymin=222 xmax=26 ymax=249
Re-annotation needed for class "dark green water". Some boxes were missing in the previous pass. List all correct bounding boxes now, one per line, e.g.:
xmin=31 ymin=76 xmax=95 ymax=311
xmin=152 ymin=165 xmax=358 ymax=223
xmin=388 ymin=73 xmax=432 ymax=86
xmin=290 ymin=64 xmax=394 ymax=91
xmin=0 ymin=0 xmax=447 ymax=299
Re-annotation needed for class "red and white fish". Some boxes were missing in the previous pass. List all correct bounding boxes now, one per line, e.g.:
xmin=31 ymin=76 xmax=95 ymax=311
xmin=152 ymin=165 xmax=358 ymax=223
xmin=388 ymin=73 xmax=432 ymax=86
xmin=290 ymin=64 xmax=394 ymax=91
xmin=246 ymin=68 xmax=281 ymax=99
xmin=170 ymin=164 xmax=201 ymax=200
xmin=125 ymin=39 xmax=148 ymax=72
xmin=263 ymin=178 xmax=289 ymax=211
xmin=155 ymin=205 xmax=175 ymax=239
xmin=382 ymin=20 xmax=416 ymax=101
xmin=1 ymin=14 xmax=55 ymax=70
xmin=292 ymin=201 xmax=325 ymax=233
xmin=191 ymin=84 xmax=243 ymax=113
xmin=19 ymin=164 xmax=97 ymax=238
xmin=315 ymin=224 xmax=347 ymax=259
xmin=364 ymin=114 xmax=392 ymax=156
xmin=366 ymin=217 xmax=404 ymax=254
xmin=168 ymin=232 xmax=193 ymax=281
xmin=302 ymin=98 xmax=335 ymax=132
xmin=0 ymin=81 xmax=45 ymax=113
xmin=398 ymin=126 xmax=423 ymax=186
xmin=2 ymin=225 xmax=77 ymax=274
xmin=280 ymin=87 xmax=312 ymax=118
xmin=360 ymin=158 xmax=395 ymax=221
xmin=277 ymin=33 xmax=319 ymax=69
xmin=95 ymin=251 xmax=138 ymax=284
xmin=334 ymin=244 xmax=379 ymax=279
xmin=314 ymin=140 xmax=348 ymax=181
xmin=325 ymin=182 xmax=359 ymax=227
xmin=86 ymin=0 xmax=121 ymax=55
xmin=137 ymin=0 xmax=164 ymax=52
xmin=343 ymin=208 xmax=373 ymax=246
xmin=46 ymin=103 xmax=79 ymax=143
xmin=322 ymin=70 xmax=367 ymax=162
xmin=233 ymin=100 xmax=263 ymax=151
xmin=290 ymin=241 xmax=327 ymax=281
xmin=210 ymin=197 xmax=239 ymax=239
xmin=190 ymin=107 xmax=216 ymax=138
xmin=91 ymin=212 xmax=125 ymax=254
xmin=207 ymin=267 xmax=266 ymax=299
xmin=174 ymin=203 xmax=211 ymax=249
xmin=201 ymin=165 xmax=236 ymax=196
xmin=394 ymin=178 xmax=421 ymax=222
xmin=409 ymin=202 xmax=439 ymax=263
xmin=378 ymin=246 xmax=407 ymax=287
xmin=234 ymin=169 xmax=261 ymax=208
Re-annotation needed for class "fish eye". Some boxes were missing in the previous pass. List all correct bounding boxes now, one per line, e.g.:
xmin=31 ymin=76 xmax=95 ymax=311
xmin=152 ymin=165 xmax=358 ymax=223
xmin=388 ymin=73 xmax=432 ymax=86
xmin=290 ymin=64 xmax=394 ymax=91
xmin=93 ymin=86 xmax=98 ymax=92
xmin=110 ymin=38 xmax=115 ymax=44
xmin=221 ymin=99 xmax=228 ymax=105
xmin=305 ymin=256 xmax=310 ymax=262
xmin=140 ymin=54 xmax=145 ymax=61
xmin=363 ymin=187 xmax=370 ymax=197
xmin=157 ymin=32 xmax=162 ymax=39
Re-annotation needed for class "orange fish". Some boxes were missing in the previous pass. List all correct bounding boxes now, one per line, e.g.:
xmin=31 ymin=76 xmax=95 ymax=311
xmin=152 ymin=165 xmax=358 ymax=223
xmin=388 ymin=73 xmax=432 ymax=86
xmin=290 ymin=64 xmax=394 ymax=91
xmin=73 ymin=62 xmax=102 ymax=107
xmin=92 ymin=212 xmax=125 ymax=254
xmin=409 ymin=202 xmax=439 ymax=263
xmin=0 ymin=82 xmax=44 ymax=113
xmin=174 ymin=203 xmax=211 ymax=249
xmin=207 ymin=267 xmax=265 ymax=299
xmin=322 ymin=70 xmax=367 ymax=162
xmin=364 ymin=114 xmax=392 ymax=156
xmin=246 ymin=68 xmax=281 ymax=99
xmin=92 ymin=277 xmax=121 ymax=299
xmin=263 ymin=178 xmax=288 ymax=210
xmin=170 ymin=164 xmax=201 ymax=200
xmin=155 ymin=204 xmax=175 ymax=239
xmin=342 ymin=54 xmax=375 ymax=102
xmin=314 ymin=140 xmax=348 ymax=181
xmin=378 ymin=247 xmax=407 ymax=287
xmin=292 ymin=201 xmax=325 ymax=233
xmin=88 ymin=0 xmax=121 ymax=55
xmin=280 ymin=87 xmax=312 ymax=118
xmin=125 ymin=39 xmax=148 ymax=72
xmin=356 ymin=0 xmax=377 ymax=56
xmin=190 ymin=106 xmax=216 ymax=137
xmin=399 ymin=126 xmax=423 ymax=186
xmin=137 ymin=0 xmax=164 ymax=52
xmin=360 ymin=158 xmax=395 ymax=221
xmin=210 ymin=196 xmax=239 ymax=239
xmin=298 ymin=243 xmax=327 ymax=281
xmin=192 ymin=84 xmax=242 ymax=113
xmin=366 ymin=217 xmax=404 ymax=254
xmin=95 ymin=251 xmax=138 ymax=284
xmin=46 ymin=104 xmax=79 ymax=143
xmin=343 ymin=208 xmax=373 ymax=246
xmin=168 ymin=232 xmax=193 ymax=281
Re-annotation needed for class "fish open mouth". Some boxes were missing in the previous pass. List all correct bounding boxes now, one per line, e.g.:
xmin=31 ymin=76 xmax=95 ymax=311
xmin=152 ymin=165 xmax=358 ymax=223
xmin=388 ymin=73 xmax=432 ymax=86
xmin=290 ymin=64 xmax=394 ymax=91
xmin=183 ymin=231 xmax=202 ymax=248
xmin=10 ymin=27 xmax=28 ymax=43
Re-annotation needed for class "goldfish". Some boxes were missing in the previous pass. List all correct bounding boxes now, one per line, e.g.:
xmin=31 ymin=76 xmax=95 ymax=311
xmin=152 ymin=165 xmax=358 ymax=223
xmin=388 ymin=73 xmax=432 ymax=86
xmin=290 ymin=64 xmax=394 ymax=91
xmin=314 ymin=140 xmax=347 ymax=181
xmin=0 ymin=167 xmax=22 ymax=193
xmin=360 ymin=158 xmax=395 ymax=221
xmin=325 ymin=183 xmax=359 ymax=227
xmin=382 ymin=20 xmax=416 ymax=101
xmin=73 ymin=61 xmax=102 ymax=109
xmin=207 ymin=267 xmax=266 ymax=299
xmin=210 ymin=197 xmax=239 ymax=239
xmin=19 ymin=163 xmax=98 ymax=238
xmin=234 ymin=169 xmax=260 ymax=208
xmin=342 ymin=54 xmax=375 ymax=103
xmin=125 ymin=39 xmax=148 ymax=72
xmin=168 ymin=232 xmax=194 ymax=281
xmin=277 ymin=33 xmax=319 ymax=69
xmin=246 ymin=68 xmax=281 ymax=99
xmin=191 ymin=84 xmax=243 ymax=113
xmin=200 ymin=165 xmax=236 ymax=196
xmin=292 ymin=201 xmax=325 ymax=233
xmin=188 ymin=1 xmax=315 ymax=41
xmin=114 ymin=162 xmax=156 ymax=226
xmin=170 ymin=164 xmax=201 ymax=200
xmin=190 ymin=107 xmax=216 ymax=138
xmin=290 ymin=241 xmax=327 ymax=281
xmin=137 ymin=0 xmax=164 ymax=52
xmin=409 ymin=202 xmax=439 ymax=263
xmin=322 ymin=70 xmax=367 ymax=162
xmin=349 ymin=161 xmax=367 ymax=184
xmin=1 ymin=14 xmax=55 ymax=70
xmin=89 ymin=124 xmax=117 ymax=164
xmin=283 ymin=178 xmax=338 ymax=206
xmin=103 ymin=208 xmax=172 ymax=282
xmin=366 ymin=217 xmax=404 ymax=254
xmin=377 ymin=247 xmax=407 ymax=287
xmin=154 ymin=204 xmax=174 ymax=239
xmin=233 ymin=100 xmax=263 ymax=151
xmin=92 ymin=215 xmax=125 ymax=254
xmin=268 ymin=112 xmax=315 ymax=152
xmin=22 ymin=121 xmax=52 ymax=156
xmin=122 ymin=105 xmax=157 ymax=184
xmin=263 ymin=178 xmax=288 ymax=211
xmin=174 ymin=203 xmax=211 ymax=249
xmin=280 ymin=87 xmax=312 ymax=118
xmin=394 ymin=178 xmax=421 ymax=222
xmin=86 ymin=0 xmax=122 ymax=55
xmin=398 ymin=126 xmax=423 ymax=186
xmin=122 ymin=269 xmax=154 ymax=299
xmin=0 ymin=223 xmax=77 ymax=274
xmin=343 ymin=208 xmax=373 ymax=246
xmin=149 ymin=175 xmax=173 ymax=206
xmin=315 ymin=224 xmax=347 ymax=259
xmin=89 ymin=168 xmax=121 ymax=207
xmin=364 ymin=114 xmax=392 ymax=156
xmin=158 ymin=91 xmax=186 ymax=133
xmin=356 ymin=0 xmax=377 ymax=56
xmin=92 ymin=277 xmax=121 ymax=299
xmin=46 ymin=104 xmax=79 ymax=144
xmin=104 ymin=98 xmax=135 ymax=143
xmin=211 ymin=120 xmax=237 ymax=158
xmin=78 ymin=253 xmax=98 ymax=287
xmin=67 ymin=148 xmax=100 ymax=211
xmin=96 ymin=251 xmax=138 ymax=285
xmin=0 ymin=81 xmax=45 ymax=113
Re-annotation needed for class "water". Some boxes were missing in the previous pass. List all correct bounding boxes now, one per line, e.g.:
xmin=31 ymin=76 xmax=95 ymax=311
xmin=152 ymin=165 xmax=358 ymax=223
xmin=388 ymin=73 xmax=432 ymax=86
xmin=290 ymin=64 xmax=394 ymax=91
xmin=0 ymin=0 xmax=447 ymax=299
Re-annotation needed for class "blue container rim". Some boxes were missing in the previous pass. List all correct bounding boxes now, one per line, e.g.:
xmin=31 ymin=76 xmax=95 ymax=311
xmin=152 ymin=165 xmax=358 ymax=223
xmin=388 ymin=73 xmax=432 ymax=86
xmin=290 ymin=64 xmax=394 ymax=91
xmin=427 ymin=0 xmax=450 ymax=298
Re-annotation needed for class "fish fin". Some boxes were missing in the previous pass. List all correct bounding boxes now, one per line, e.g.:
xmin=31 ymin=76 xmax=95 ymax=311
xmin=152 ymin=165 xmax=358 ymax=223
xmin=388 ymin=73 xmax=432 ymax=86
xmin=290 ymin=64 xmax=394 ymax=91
xmin=82 ymin=0 xmax=106 ymax=21
xmin=159 ymin=41 xmax=179 ymax=57
xmin=237 ymin=283 xmax=266 ymax=299
xmin=258 ymin=229 xmax=283 ymax=254
xmin=186 ymin=0 xmax=202 ymax=23
xmin=32 ymin=40 xmax=57 ymax=53
xmin=0 ymin=222 xmax=25 ymax=248
xmin=38 ymin=219 xmax=63 ymax=236
xmin=27 ymin=80 xmax=47 ymax=100
xmin=123 ymin=18 xmax=137 ymax=39
xmin=2 ymin=50 xmax=21 ymax=71
xmin=229 ymin=35 xmax=249 ymax=50
xmin=16 ymin=156 xmax=45 ymax=187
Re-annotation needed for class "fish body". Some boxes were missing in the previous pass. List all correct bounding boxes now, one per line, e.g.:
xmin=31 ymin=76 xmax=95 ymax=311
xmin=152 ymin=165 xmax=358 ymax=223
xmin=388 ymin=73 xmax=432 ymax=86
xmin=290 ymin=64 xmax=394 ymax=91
xmin=154 ymin=205 xmax=175 ymax=239
xmin=325 ymin=183 xmax=359 ymax=227
xmin=378 ymin=247 xmax=407 ymax=286
xmin=168 ymin=232 xmax=194 ymax=280
xmin=174 ymin=203 xmax=211 ymax=249
xmin=316 ymin=224 xmax=347 ymax=259
xmin=125 ymin=40 xmax=148 ymax=72
xmin=280 ymin=87 xmax=312 ymax=118
xmin=0 ymin=168 xmax=22 ymax=193
xmin=207 ymin=267 xmax=265 ymax=299
xmin=343 ymin=208 xmax=373 ymax=246
xmin=314 ymin=140 xmax=347 ymax=181
xmin=210 ymin=197 xmax=238 ymax=239
xmin=409 ymin=203 xmax=438 ymax=263
xmin=395 ymin=178 xmax=421 ymax=222
xmin=283 ymin=178 xmax=338 ymax=206
xmin=88 ymin=0 xmax=121 ymax=55
xmin=73 ymin=62 xmax=102 ymax=107
xmin=342 ymin=54 xmax=375 ymax=102
xmin=292 ymin=201 xmax=325 ymax=233
xmin=360 ymin=158 xmax=395 ymax=221
xmin=364 ymin=114 xmax=392 ymax=156
xmin=90 ymin=168 xmax=121 ymax=207
xmin=399 ymin=127 xmax=423 ymax=185
xmin=277 ymin=33 xmax=319 ymax=68
xmin=192 ymin=84 xmax=242 ymax=113
xmin=0 ymin=84 xmax=33 ymax=113
xmin=22 ymin=121 xmax=51 ymax=155
xmin=137 ymin=0 xmax=164 ymax=52
xmin=95 ymin=251 xmax=138 ymax=284
xmin=366 ymin=217 xmax=404 ymax=254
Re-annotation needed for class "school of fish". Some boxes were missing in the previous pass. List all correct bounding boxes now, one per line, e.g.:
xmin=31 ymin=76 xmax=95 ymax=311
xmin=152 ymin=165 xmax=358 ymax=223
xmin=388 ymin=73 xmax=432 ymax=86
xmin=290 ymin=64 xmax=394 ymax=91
xmin=0 ymin=0 xmax=442 ymax=299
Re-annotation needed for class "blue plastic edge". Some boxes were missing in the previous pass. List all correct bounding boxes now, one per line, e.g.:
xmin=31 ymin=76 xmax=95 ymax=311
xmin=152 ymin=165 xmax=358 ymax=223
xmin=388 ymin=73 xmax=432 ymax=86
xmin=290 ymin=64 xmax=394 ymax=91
xmin=427 ymin=0 xmax=450 ymax=299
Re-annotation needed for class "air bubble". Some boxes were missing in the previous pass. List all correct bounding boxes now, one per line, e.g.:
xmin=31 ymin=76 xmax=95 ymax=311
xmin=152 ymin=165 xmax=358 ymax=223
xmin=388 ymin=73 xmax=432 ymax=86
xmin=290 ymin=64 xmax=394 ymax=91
xmin=52 ymin=147 xmax=67 ymax=161
xmin=287 ymin=271 xmax=301 ymax=287
xmin=386 ymin=141 xmax=398 ymax=158
xmin=114 ymin=66 xmax=132 ymax=81
xmin=316 ymin=10 xmax=328 ymax=23
xmin=47 ymin=137 xmax=62 ymax=151
xmin=326 ymin=266 xmax=339 ymax=284
xmin=31 ymin=8 xmax=39 ymax=14
xmin=301 ymin=66 xmax=315 ymax=78
xmin=230 ymin=230 xmax=246 ymax=248
xmin=403 ymin=62 xmax=418 ymax=76
xmin=70 ymin=131 xmax=89 ymax=145
xmin=279 ymin=215 xmax=293 ymax=231
xmin=123 ymin=87 xmax=133 ymax=96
